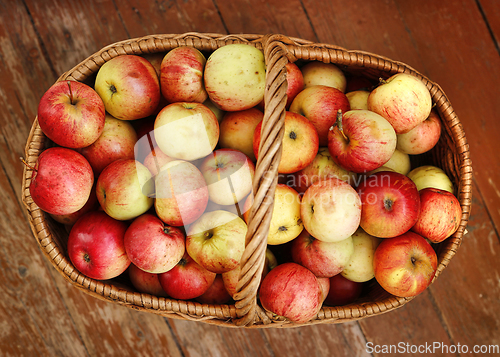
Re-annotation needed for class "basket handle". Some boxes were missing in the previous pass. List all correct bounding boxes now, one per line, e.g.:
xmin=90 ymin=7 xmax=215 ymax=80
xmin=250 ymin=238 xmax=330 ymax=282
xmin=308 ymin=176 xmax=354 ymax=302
xmin=232 ymin=34 xmax=292 ymax=326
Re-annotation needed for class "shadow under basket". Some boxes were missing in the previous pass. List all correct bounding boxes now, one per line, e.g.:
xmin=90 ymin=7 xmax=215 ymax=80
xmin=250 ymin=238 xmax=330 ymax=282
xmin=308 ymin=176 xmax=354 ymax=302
xmin=21 ymin=33 xmax=473 ymax=328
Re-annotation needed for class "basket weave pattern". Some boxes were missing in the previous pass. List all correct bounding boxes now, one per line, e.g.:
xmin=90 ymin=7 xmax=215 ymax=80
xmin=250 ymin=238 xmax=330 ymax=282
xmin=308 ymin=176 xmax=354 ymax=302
xmin=21 ymin=33 xmax=472 ymax=328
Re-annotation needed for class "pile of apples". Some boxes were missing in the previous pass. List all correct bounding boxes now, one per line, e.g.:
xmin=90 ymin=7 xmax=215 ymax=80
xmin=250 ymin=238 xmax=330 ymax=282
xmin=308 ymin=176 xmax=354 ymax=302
xmin=28 ymin=42 xmax=463 ymax=324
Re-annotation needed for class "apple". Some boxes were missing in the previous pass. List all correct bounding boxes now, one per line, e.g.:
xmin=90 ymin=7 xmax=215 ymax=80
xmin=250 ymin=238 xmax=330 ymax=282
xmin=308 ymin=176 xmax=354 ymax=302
xmin=412 ymin=188 xmax=462 ymax=243
xmin=186 ymin=210 xmax=247 ymax=274
xmin=124 ymin=213 xmax=185 ymax=274
xmin=328 ymin=109 xmax=397 ymax=174
xmin=317 ymin=277 xmax=330 ymax=303
xmin=253 ymin=111 xmax=319 ymax=174
xmin=324 ymin=274 xmax=363 ymax=306
xmin=128 ymin=263 xmax=168 ymax=297
xmin=300 ymin=61 xmax=346 ymax=92
xmin=221 ymin=248 xmax=277 ymax=298
xmin=292 ymin=147 xmax=358 ymax=193
xmin=367 ymin=148 xmax=410 ymax=176
xmin=397 ymin=109 xmax=442 ymax=155
xmin=341 ymin=228 xmax=381 ymax=283
xmin=290 ymin=229 xmax=354 ymax=278
xmin=95 ymin=54 xmax=160 ymax=121
xmin=407 ymin=165 xmax=454 ymax=193
xmin=356 ymin=171 xmax=420 ymax=238
xmin=158 ymin=252 xmax=216 ymax=300
xmin=78 ymin=114 xmax=138 ymax=175
xmin=289 ymin=85 xmax=350 ymax=146
xmin=285 ymin=62 xmax=305 ymax=108
xmin=373 ymin=231 xmax=438 ymax=297
xmin=195 ymin=275 xmax=232 ymax=304
xmin=49 ymin=183 xmax=98 ymax=227
xmin=199 ymin=148 xmax=255 ymax=206
xmin=67 ymin=211 xmax=130 ymax=280
xmin=204 ymin=44 xmax=266 ymax=111
xmin=141 ymin=52 xmax=164 ymax=77
xmin=259 ymin=262 xmax=323 ymax=323
xmin=300 ymin=177 xmax=361 ymax=243
xmin=346 ymin=90 xmax=370 ymax=110
xmin=160 ymin=46 xmax=208 ymax=103
xmin=218 ymin=108 xmax=263 ymax=161
xmin=143 ymin=146 xmax=175 ymax=177
xmin=154 ymin=102 xmax=219 ymax=161
xmin=243 ymin=183 xmax=303 ymax=245
xmin=367 ymin=73 xmax=432 ymax=134
xmin=29 ymin=147 xmax=94 ymax=216
xmin=96 ymin=159 xmax=154 ymax=221
xmin=154 ymin=160 xmax=209 ymax=227
xmin=37 ymin=80 xmax=105 ymax=149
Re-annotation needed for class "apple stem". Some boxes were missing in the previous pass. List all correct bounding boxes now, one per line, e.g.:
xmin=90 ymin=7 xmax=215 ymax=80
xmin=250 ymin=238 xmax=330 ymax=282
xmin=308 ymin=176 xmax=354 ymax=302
xmin=67 ymin=81 xmax=74 ymax=104
xmin=336 ymin=109 xmax=349 ymax=142
xmin=379 ymin=77 xmax=388 ymax=85
xmin=19 ymin=157 xmax=37 ymax=172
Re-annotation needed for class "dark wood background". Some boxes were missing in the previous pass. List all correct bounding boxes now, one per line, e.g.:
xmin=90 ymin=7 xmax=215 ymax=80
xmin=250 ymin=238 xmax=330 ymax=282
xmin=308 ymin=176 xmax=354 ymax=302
xmin=1 ymin=0 xmax=499 ymax=356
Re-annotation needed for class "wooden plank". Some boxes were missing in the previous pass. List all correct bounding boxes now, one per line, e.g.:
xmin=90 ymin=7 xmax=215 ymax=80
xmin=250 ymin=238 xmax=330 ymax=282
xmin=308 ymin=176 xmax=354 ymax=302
xmin=112 ymin=0 xmax=226 ymax=38
xmin=478 ymin=0 xmax=500 ymax=50
xmin=48 ymin=268 xmax=184 ymax=357
xmin=169 ymin=319 xmax=274 ymax=356
xmin=261 ymin=322 xmax=371 ymax=357
xmin=214 ymin=0 xmax=317 ymax=41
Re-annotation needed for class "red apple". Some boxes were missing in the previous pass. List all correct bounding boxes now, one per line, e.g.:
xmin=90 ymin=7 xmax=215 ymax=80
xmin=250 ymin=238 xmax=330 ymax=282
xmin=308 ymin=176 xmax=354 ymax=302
xmin=285 ymin=62 xmax=305 ymax=108
xmin=218 ymin=108 xmax=263 ymax=161
xmin=328 ymin=109 xmax=397 ymax=173
xmin=158 ymin=252 xmax=216 ymax=300
xmin=412 ymin=188 xmax=462 ymax=243
xmin=79 ymin=114 xmax=138 ymax=175
xmin=373 ymin=231 xmax=438 ymax=297
xmin=396 ymin=109 xmax=442 ymax=155
xmin=300 ymin=177 xmax=361 ymax=243
xmin=154 ymin=102 xmax=219 ymax=161
xmin=124 ymin=213 xmax=185 ymax=274
xmin=67 ymin=211 xmax=130 ymax=280
xmin=199 ymin=148 xmax=255 ymax=206
xmin=154 ymin=160 xmax=209 ymax=227
xmin=95 ymin=54 xmax=160 ymax=121
xmin=253 ymin=111 xmax=319 ymax=174
xmin=128 ymin=263 xmax=168 ymax=297
xmin=49 ymin=183 xmax=98 ymax=227
xmin=37 ymin=80 xmax=105 ymax=149
xmin=96 ymin=159 xmax=154 ymax=221
xmin=291 ymin=229 xmax=354 ymax=278
xmin=289 ymin=85 xmax=350 ymax=146
xmin=29 ymin=147 xmax=94 ymax=215
xmin=356 ymin=171 xmax=420 ymax=238
xmin=367 ymin=73 xmax=432 ymax=134
xmin=160 ymin=46 xmax=208 ymax=103
xmin=195 ymin=275 xmax=232 ymax=304
xmin=259 ymin=262 xmax=323 ymax=323
xmin=323 ymin=274 xmax=363 ymax=306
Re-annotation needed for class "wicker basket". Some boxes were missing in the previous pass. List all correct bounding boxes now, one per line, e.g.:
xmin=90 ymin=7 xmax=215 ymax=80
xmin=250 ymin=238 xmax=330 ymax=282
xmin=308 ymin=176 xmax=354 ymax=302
xmin=21 ymin=32 xmax=472 ymax=328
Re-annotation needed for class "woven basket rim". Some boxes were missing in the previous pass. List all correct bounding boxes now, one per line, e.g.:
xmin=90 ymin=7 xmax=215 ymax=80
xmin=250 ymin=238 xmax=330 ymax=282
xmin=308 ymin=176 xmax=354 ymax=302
xmin=21 ymin=32 xmax=472 ymax=328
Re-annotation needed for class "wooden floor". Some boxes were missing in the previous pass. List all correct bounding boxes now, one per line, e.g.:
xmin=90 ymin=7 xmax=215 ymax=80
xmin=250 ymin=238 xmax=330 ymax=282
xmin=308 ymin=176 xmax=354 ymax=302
xmin=1 ymin=0 xmax=499 ymax=356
